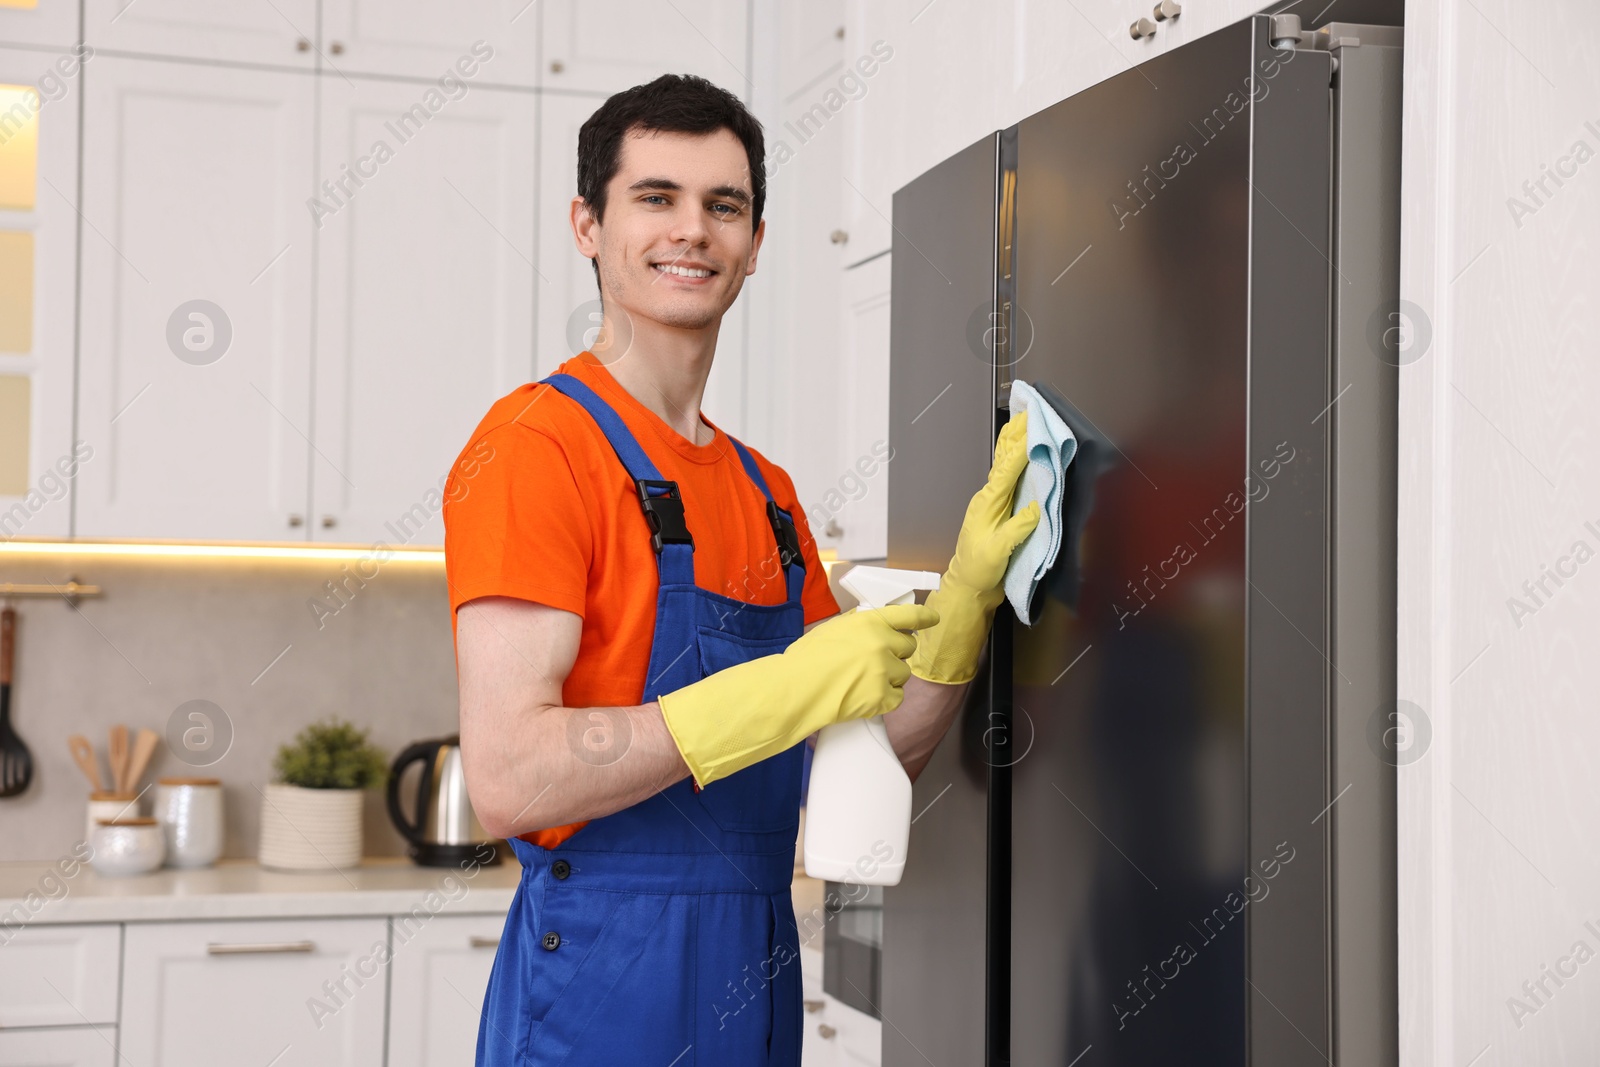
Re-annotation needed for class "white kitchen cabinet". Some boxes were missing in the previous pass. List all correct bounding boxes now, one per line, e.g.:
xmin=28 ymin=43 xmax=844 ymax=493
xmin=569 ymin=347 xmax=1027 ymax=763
xmin=312 ymin=74 xmax=535 ymax=546
xmin=831 ymin=10 xmax=900 ymax=266
xmin=83 ymin=0 xmax=316 ymax=69
xmin=319 ymin=0 xmax=538 ymax=86
xmin=120 ymin=917 xmax=389 ymax=1067
xmin=533 ymin=90 xmax=604 ymax=381
xmin=0 ymin=2 xmax=79 ymax=50
xmin=75 ymin=55 xmax=315 ymax=541
xmin=386 ymin=913 xmax=504 ymax=1067
xmin=0 ymin=45 xmax=83 ymax=541
xmin=0 ymin=1027 xmax=116 ymax=1067
xmin=0 ymin=924 xmax=119 ymax=1029
xmin=541 ymin=0 xmax=750 ymax=96
xmin=830 ymin=252 xmax=890 ymax=560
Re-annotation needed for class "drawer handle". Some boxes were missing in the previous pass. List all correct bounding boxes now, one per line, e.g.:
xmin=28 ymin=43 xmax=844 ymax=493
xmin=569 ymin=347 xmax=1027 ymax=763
xmin=206 ymin=940 xmax=316 ymax=955
xmin=803 ymin=998 xmax=825 ymax=1013
xmin=817 ymin=1023 xmax=837 ymax=1039
xmin=469 ymin=935 xmax=500 ymax=949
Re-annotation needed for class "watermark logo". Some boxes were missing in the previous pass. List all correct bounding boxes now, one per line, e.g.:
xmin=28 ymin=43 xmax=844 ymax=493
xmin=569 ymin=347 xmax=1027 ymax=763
xmin=965 ymin=301 xmax=1035 ymax=369
xmin=166 ymin=699 xmax=234 ymax=768
xmin=566 ymin=708 xmax=633 ymax=767
xmin=1365 ymin=298 xmax=1431 ymax=367
xmin=166 ymin=300 xmax=232 ymax=366
xmin=1366 ymin=699 xmax=1430 ymax=767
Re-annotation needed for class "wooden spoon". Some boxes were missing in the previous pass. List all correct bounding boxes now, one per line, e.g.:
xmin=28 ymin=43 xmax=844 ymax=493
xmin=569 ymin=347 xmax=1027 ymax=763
xmin=124 ymin=729 xmax=160 ymax=793
xmin=67 ymin=734 xmax=104 ymax=791
xmin=109 ymin=724 xmax=129 ymax=795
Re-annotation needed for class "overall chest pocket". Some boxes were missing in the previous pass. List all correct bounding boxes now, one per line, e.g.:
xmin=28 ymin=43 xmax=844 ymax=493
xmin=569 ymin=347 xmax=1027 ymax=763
xmin=693 ymin=626 xmax=804 ymax=835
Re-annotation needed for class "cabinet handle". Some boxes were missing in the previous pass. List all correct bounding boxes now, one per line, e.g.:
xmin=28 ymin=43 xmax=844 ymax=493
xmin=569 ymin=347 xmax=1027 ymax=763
xmin=207 ymin=940 xmax=315 ymax=955
xmin=830 ymin=229 xmax=849 ymax=245
xmin=288 ymin=514 xmax=304 ymax=527
xmin=549 ymin=59 xmax=565 ymax=74
xmin=817 ymin=1023 xmax=837 ymax=1039
xmin=296 ymin=38 xmax=310 ymax=52
xmin=803 ymin=998 xmax=825 ymax=1013
xmin=1153 ymin=0 xmax=1182 ymax=21
xmin=469 ymin=935 xmax=500 ymax=949
xmin=330 ymin=41 xmax=345 ymax=55
xmin=1130 ymin=17 xmax=1158 ymax=39
xmin=320 ymin=515 xmax=338 ymax=529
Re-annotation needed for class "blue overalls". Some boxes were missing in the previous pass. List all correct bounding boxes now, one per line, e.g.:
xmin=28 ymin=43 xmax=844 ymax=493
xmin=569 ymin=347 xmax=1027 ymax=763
xmin=476 ymin=373 xmax=807 ymax=1067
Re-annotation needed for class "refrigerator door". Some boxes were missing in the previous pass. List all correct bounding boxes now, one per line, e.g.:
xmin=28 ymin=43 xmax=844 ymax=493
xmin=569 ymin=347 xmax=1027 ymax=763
xmin=882 ymin=129 xmax=1004 ymax=1067
xmin=1005 ymin=15 xmax=1333 ymax=1066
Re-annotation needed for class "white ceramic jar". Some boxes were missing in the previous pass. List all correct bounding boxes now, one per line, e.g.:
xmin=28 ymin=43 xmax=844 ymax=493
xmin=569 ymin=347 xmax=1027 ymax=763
xmin=154 ymin=777 xmax=224 ymax=867
xmin=86 ymin=791 xmax=140 ymax=844
xmin=90 ymin=818 xmax=166 ymax=876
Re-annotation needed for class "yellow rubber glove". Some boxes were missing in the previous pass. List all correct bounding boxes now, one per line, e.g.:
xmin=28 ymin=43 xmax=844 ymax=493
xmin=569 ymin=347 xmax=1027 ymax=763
xmin=658 ymin=603 xmax=940 ymax=788
xmin=909 ymin=411 xmax=1040 ymax=685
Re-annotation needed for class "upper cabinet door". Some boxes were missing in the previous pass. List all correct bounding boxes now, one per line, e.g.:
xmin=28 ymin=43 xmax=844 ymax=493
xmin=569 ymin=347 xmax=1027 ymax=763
xmin=534 ymin=91 xmax=601 ymax=381
xmin=0 ymin=45 xmax=85 ymax=541
xmin=0 ymin=0 xmax=80 ymax=50
xmin=312 ymin=74 xmax=535 ymax=546
xmin=319 ymin=0 xmax=538 ymax=86
xmin=541 ymin=0 xmax=750 ymax=96
xmin=77 ymin=56 xmax=314 ymax=541
xmin=83 ymin=0 xmax=317 ymax=69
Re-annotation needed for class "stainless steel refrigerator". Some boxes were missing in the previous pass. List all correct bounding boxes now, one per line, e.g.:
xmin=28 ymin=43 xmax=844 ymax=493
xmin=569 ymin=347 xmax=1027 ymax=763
xmin=879 ymin=11 xmax=1403 ymax=1066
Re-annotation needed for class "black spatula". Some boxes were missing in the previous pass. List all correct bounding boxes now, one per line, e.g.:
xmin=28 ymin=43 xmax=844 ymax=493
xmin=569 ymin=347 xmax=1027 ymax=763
xmin=0 ymin=606 xmax=32 ymax=797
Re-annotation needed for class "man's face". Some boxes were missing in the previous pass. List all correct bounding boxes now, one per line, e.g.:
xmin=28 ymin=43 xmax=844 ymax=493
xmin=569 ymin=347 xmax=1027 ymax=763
xmin=574 ymin=126 xmax=764 ymax=333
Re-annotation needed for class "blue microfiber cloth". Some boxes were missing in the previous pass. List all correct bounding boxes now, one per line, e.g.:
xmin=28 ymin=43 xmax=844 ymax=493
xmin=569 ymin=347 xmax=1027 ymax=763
xmin=1003 ymin=380 xmax=1078 ymax=625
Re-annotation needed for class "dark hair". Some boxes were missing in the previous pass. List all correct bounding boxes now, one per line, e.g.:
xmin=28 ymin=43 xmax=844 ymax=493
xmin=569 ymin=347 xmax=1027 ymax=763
xmin=576 ymin=74 xmax=766 ymax=288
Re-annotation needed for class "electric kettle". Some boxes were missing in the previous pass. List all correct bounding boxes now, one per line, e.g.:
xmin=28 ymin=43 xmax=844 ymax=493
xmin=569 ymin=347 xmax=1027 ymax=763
xmin=386 ymin=734 xmax=501 ymax=867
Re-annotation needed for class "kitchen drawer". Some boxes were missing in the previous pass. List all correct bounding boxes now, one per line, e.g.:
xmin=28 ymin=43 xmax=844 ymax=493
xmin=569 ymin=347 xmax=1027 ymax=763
xmin=0 ymin=1026 xmax=117 ymax=1067
xmin=120 ymin=917 xmax=388 ymax=1067
xmin=0 ymin=924 xmax=120 ymax=1028
xmin=387 ymin=913 xmax=506 ymax=1067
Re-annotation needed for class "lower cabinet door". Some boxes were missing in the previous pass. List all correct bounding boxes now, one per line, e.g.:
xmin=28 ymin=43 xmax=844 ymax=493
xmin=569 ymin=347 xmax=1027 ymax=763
xmin=386 ymin=913 xmax=506 ymax=1067
xmin=0 ymin=1027 xmax=117 ymax=1067
xmin=119 ymin=918 xmax=388 ymax=1067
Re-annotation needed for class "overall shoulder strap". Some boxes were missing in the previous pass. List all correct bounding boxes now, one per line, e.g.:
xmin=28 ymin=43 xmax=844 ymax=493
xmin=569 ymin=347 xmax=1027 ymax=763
xmin=726 ymin=436 xmax=808 ymax=606
xmin=538 ymin=374 xmax=695 ymax=587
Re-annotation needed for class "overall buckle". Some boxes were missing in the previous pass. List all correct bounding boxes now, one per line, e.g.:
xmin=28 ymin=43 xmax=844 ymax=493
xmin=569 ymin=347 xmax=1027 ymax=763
xmin=636 ymin=479 xmax=693 ymax=554
xmin=767 ymin=501 xmax=803 ymax=568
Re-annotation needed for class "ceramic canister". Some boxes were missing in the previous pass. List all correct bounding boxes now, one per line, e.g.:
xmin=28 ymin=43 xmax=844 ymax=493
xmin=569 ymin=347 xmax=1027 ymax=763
xmin=154 ymin=777 xmax=224 ymax=867
xmin=86 ymin=792 xmax=140 ymax=845
xmin=90 ymin=817 xmax=166 ymax=876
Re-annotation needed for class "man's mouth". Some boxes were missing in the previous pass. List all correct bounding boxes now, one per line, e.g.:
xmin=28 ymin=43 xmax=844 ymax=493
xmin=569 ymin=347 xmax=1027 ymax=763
xmin=653 ymin=263 xmax=716 ymax=279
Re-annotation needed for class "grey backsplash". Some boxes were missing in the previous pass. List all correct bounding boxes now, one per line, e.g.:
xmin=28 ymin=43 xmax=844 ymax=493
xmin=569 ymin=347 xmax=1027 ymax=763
xmin=0 ymin=547 xmax=462 ymax=862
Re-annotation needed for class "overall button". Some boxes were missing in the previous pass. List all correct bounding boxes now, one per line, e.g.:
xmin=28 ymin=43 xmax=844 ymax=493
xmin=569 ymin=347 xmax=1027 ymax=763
xmin=541 ymin=931 xmax=561 ymax=951
xmin=551 ymin=859 xmax=571 ymax=880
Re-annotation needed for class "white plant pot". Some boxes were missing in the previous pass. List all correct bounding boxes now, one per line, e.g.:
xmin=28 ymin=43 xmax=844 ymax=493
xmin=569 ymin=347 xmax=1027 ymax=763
xmin=258 ymin=783 xmax=364 ymax=871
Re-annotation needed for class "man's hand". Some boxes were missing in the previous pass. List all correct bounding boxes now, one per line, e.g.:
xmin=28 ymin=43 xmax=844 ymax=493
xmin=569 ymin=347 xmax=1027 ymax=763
xmin=908 ymin=411 xmax=1039 ymax=685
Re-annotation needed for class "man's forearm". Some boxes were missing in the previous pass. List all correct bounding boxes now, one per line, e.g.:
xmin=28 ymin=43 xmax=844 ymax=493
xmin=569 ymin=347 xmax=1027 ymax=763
xmin=881 ymin=674 xmax=971 ymax=783
xmin=464 ymin=700 xmax=691 ymax=838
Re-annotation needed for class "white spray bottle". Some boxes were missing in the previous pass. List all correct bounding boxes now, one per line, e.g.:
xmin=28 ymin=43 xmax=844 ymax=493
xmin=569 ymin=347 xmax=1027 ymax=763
xmin=803 ymin=564 xmax=942 ymax=886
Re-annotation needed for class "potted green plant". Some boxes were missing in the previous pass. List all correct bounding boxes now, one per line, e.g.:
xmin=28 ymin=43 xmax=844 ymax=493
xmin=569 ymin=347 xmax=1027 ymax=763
xmin=258 ymin=719 xmax=388 ymax=871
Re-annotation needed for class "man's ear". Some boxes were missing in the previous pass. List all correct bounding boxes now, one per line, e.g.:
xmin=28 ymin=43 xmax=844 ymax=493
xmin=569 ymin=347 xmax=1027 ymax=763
xmin=745 ymin=216 xmax=766 ymax=277
xmin=572 ymin=196 xmax=600 ymax=258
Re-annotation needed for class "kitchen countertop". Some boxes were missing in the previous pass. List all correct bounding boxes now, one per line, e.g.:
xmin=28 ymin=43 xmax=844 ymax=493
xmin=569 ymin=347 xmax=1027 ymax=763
xmin=0 ymin=856 xmax=522 ymax=925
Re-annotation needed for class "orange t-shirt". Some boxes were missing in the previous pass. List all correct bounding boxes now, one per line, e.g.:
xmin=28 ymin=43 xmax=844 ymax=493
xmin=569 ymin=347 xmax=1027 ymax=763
xmin=443 ymin=352 xmax=840 ymax=849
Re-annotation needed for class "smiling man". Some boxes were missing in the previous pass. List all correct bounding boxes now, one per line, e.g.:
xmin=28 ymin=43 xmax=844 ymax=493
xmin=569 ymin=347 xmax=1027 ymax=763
xmin=444 ymin=74 xmax=1038 ymax=1065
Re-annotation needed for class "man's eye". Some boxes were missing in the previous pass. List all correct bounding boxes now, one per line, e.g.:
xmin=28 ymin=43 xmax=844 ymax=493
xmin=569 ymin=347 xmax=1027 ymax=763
xmin=711 ymin=203 xmax=738 ymax=216
xmin=643 ymin=194 xmax=668 ymax=205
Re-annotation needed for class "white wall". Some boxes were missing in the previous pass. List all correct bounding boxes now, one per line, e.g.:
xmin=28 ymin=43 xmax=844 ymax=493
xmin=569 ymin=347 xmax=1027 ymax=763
xmin=1398 ymin=0 xmax=1600 ymax=1063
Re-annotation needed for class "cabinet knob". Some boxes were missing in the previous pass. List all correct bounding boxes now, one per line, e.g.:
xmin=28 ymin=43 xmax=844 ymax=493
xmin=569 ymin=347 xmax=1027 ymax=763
xmin=823 ymin=519 xmax=843 ymax=539
xmin=329 ymin=41 xmax=345 ymax=55
xmin=830 ymin=229 xmax=849 ymax=246
xmin=803 ymin=998 xmax=825 ymax=1013
xmin=835 ymin=26 xmax=845 ymax=39
xmin=296 ymin=38 xmax=310 ymax=52
xmin=321 ymin=515 xmax=337 ymax=529
xmin=1130 ymin=17 xmax=1158 ymax=39
xmin=288 ymin=514 xmax=304 ymax=528
xmin=550 ymin=59 xmax=565 ymax=74
xmin=1153 ymin=0 xmax=1181 ymax=21
xmin=817 ymin=1023 xmax=837 ymax=1039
